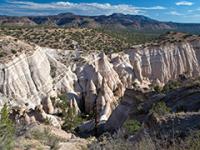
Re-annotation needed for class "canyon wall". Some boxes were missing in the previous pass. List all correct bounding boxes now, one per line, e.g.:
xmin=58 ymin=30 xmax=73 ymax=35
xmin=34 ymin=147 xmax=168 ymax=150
xmin=127 ymin=42 xmax=200 ymax=84
xmin=1 ymin=36 xmax=200 ymax=121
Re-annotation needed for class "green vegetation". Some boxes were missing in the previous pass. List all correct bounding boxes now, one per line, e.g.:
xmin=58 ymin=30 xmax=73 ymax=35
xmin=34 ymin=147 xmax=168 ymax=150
xmin=162 ymin=80 xmax=181 ymax=93
xmin=0 ymin=52 xmax=5 ymax=58
xmin=150 ymin=101 xmax=171 ymax=117
xmin=97 ymin=28 xmax=162 ymax=45
xmin=161 ymin=76 xmax=200 ymax=93
xmin=90 ymin=132 xmax=134 ymax=150
xmin=90 ymin=129 xmax=200 ymax=150
xmin=183 ymin=34 xmax=193 ymax=39
xmin=152 ymin=77 xmax=197 ymax=94
xmin=2 ymin=26 xmax=197 ymax=55
xmin=57 ymin=94 xmax=85 ymax=132
xmin=186 ymin=130 xmax=200 ymax=150
xmin=0 ymin=104 xmax=15 ymax=150
xmin=0 ymin=25 xmax=199 ymax=55
xmin=123 ymin=119 xmax=141 ymax=135
xmin=44 ymin=117 xmax=52 ymax=125
xmin=62 ymin=109 xmax=85 ymax=132
xmin=11 ymin=49 xmax=17 ymax=54
xmin=31 ymin=127 xmax=63 ymax=150
xmin=152 ymin=76 xmax=200 ymax=94
xmin=0 ymin=26 xmax=131 ymax=53
xmin=57 ymin=94 xmax=68 ymax=111
xmin=153 ymin=85 xmax=163 ymax=93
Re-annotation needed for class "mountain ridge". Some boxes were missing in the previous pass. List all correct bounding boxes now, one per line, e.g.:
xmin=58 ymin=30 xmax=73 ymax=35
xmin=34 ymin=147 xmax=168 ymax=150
xmin=1 ymin=13 xmax=200 ymax=33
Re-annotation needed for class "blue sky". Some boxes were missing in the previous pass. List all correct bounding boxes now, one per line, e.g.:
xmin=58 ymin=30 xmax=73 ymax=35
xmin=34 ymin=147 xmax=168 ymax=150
xmin=0 ymin=0 xmax=200 ymax=23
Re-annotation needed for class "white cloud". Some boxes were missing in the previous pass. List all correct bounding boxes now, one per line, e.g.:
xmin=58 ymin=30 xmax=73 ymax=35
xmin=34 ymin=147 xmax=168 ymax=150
xmin=1 ymin=1 xmax=165 ymax=16
xmin=6 ymin=1 xmax=139 ymax=15
xmin=136 ymin=6 xmax=166 ymax=10
xmin=169 ymin=11 xmax=183 ymax=16
xmin=176 ymin=1 xmax=193 ymax=6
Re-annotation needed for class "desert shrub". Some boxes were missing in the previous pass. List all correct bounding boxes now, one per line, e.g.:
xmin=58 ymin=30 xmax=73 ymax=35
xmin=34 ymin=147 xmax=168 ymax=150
xmin=57 ymin=94 xmax=85 ymax=132
xmin=132 ymin=82 xmax=138 ymax=88
xmin=91 ymin=131 xmax=155 ymax=150
xmin=31 ymin=127 xmax=62 ymax=150
xmin=56 ymin=94 xmax=68 ymax=113
xmin=133 ymin=134 xmax=156 ymax=150
xmin=185 ymin=130 xmax=200 ymax=150
xmin=123 ymin=119 xmax=141 ymax=135
xmin=50 ymin=64 xmax=57 ymax=78
xmin=0 ymin=52 xmax=5 ymax=57
xmin=153 ymin=85 xmax=162 ymax=93
xmin=89 ymin=131 xmax=133 ymax=150
xmin=11 ymin=49 xmax=17 ymax=54
xmin=150 ymin=101 xmax=171 ymax=117
xmin=162 ymin=80 xmax=181 ymax=92
xmin=183 ymin=34 xmax=192 ymax=39
xmin=62 ymin=106 xmax=85 ymax=132
xmin=0 ymin=104 xmax=15 ymax=150
xmin=44 ymin=117 xmax=52 ymax=125
xmin=186 ymin=79 xmax=200 ymax=88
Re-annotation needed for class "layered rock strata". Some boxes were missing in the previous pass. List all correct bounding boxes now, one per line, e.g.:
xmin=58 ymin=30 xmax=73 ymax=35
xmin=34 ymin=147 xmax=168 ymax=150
xmin=1 ymin=35 xmax=200 ymax=121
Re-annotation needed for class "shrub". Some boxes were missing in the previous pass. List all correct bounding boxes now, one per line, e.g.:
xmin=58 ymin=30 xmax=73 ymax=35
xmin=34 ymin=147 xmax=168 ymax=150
xmin=0 ymin=104 xmax=15 ymax=149
xmin=185 ymin=130 xmax=200 ymax=150
xmin=44 ymin=117 xmax=52 ymax=125
xmin=0 ymin=52 xmax=5 ymax=57
xmin=57 ymin=94 xmax=85 ymax=132
xmin=56 ymin=94 xmax=68 ymax=113
xmin=183 ymin=34 xmax=192 ymax=39
xmin=62 ymin=106 xmax=85 ymax=132
xmin=162 ymin=80 xmax=181 ymax=92
xmin=31 ymin=127 xmax=62 ymax=150
xmin=89 ymin=131 xmax=134 ymax=150
xmin=150 ymin=101 xmax=171 ymax=117
xmin=133 ymin=134 xmax=156 ymax=150
xmin=123 ymin=119 xmax=141 ymax=135
xmin=50 ymin=66 xmax=56 ymax=78
xmin=11 ymin=49 xmax=17 ymax=54
xmin=132 ymin=82 xmax=138 ymax=88
xmin=153 ymin=85 xmax=162 ymax=93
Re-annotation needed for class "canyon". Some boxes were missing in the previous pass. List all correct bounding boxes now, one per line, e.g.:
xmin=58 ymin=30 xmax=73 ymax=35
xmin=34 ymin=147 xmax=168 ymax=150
xmin=1 ymin=32 xmax=200 ymax=123
xmin=0 ymin=4 xmax=200 ymax=148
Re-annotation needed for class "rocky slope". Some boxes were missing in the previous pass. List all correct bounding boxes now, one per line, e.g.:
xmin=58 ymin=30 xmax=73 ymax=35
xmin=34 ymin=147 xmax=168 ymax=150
xmin=14 ymin=123 xmax=90 ymax=150
xmin=105 ymin=80 xmax=200 ymax=131
xmin=88 ymin=81 xmax=200 ymax=149
xmin=1 ymin=32 xmax=200 ymax=124
xmin=0 ymin=16 xmax=36 ymax=26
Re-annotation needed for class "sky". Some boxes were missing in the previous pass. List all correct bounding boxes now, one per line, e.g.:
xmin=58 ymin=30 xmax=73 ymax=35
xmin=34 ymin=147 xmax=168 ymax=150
xmin=0 ymin=0 xmax=200 ymax=23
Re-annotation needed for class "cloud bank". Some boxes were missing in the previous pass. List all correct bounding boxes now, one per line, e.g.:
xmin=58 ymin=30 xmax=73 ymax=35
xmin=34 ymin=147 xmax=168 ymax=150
xmin=176 ymin=1 xmax=193 ymax=6
xmin=0 ymin=1 xmax=165 ymax=16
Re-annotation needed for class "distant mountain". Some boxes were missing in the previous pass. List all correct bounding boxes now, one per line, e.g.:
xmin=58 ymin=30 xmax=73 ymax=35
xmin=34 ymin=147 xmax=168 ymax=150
xmin=27 ymin=13 xmax=175 ymax=30
xmin=1 ymin=13 xmax=200 ymax=33
xmin=0 ymin=16 xmax=36 ymax=26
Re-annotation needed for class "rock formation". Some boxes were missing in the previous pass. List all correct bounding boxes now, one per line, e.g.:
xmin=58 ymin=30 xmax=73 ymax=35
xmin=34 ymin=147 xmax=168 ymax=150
xmin=35 ymin=105 xmax=61 ymax=129
xmin=127 ymin=42 xmax=200 ymax=85
xmin=1 ymin=34 xmax=200 ymax=122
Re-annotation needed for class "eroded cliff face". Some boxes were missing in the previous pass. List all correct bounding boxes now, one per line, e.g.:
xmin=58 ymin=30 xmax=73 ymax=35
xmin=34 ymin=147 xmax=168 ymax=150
xmin=1 ymin=35 xmax=200 ymax=121
xmin=0 ymin=46 xmax=53 ymax=108
xmin=127 ymin=42 xmax=200 ymax=84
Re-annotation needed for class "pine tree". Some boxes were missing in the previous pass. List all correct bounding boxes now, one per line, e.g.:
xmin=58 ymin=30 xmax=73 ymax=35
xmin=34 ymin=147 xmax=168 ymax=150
xmin=0 ymin=104 xmax=15 ymax=150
